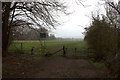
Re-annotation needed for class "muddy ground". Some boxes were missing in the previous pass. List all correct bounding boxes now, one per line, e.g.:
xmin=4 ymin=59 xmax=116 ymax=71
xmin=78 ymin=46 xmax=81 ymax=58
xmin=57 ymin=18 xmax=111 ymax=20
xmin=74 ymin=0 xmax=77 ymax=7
xmin=2 ymin=52 xmax=105 ymax=78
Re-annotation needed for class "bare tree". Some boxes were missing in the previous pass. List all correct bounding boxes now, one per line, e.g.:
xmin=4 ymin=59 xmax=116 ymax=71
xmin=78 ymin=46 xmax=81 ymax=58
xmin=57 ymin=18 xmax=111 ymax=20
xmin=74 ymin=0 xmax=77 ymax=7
xmin=104 ymin=1 xmax=120 ymax=28
xmin=2 ymin=1 xmax=68 ymax=56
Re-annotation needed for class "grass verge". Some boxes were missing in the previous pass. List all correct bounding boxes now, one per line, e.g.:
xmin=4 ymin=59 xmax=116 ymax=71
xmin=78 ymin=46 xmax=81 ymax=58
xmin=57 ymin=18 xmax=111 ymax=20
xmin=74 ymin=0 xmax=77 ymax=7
xmin=87 ymin=52 xmax=108 ymax=77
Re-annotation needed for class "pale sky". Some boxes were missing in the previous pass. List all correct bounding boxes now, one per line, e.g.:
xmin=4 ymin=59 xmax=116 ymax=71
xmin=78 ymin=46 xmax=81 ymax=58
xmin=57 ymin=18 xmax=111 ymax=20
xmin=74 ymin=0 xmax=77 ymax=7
xmin=50 ymin=0 xmax=106 ymax=39
xmin=13 ymin=0 xmax=118 ymax=39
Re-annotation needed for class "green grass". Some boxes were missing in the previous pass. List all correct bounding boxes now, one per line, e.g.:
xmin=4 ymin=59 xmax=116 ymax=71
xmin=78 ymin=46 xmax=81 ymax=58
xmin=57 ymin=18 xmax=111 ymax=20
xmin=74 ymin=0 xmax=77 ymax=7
xmin=89 ymin=60 xmax=107 ymax=75
xmin=87 ymin=51 xmax=108 ymax=75
xmin=8 ymin=40 xmax=88 ymax=55
xmin=88 ymin=52 xmax=108 ymax=75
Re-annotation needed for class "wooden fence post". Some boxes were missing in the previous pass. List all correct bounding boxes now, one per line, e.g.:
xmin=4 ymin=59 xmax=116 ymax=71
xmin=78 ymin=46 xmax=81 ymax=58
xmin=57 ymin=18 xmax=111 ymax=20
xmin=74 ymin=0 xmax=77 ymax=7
xmin=75 ymin=48 xmax=77 ymax=53
xmin=75 ymin=48 xmax=77 ymax=56
xmin=63 ymin=46 xmax=66 ymax=56
xmin=21 ymin=43 xmax=23 ymax=51
xmin=31 ymin=47 xmax=34 ymax=55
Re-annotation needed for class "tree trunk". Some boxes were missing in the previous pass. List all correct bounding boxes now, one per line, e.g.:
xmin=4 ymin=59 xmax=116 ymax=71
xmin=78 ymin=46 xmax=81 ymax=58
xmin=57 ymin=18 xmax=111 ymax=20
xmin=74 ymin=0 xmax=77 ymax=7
xmin=2 ymin=2 xmax=11 ymax=56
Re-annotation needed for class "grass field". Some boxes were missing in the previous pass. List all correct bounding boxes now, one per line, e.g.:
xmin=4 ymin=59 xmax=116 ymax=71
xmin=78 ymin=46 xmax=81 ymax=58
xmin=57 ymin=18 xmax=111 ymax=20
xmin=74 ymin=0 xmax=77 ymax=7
xmin=8 ymin=40 xmax=88 ymax=55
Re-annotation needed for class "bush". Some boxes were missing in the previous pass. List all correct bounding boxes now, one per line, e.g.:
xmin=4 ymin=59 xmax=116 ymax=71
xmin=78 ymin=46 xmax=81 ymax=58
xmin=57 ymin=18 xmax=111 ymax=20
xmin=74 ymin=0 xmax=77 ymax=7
xmin=105 ymin=54 xmax=118 ymax=77
xmin=85 ymin=16 xmax=118 ymax=62
xmin=84 ymin=15 xmax=120 ymax=77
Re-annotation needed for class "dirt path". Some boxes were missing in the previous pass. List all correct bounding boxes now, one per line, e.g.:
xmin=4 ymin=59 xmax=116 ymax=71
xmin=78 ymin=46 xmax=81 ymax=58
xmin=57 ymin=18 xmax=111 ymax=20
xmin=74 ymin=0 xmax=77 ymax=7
xmin=25 ymin=53 xmax=103 ymax=78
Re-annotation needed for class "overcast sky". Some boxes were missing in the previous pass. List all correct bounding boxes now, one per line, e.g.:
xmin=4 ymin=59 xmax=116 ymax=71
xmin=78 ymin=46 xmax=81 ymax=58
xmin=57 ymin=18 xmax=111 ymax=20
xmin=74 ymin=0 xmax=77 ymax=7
xmin=50 ymin=0 xmax=106 ymax=39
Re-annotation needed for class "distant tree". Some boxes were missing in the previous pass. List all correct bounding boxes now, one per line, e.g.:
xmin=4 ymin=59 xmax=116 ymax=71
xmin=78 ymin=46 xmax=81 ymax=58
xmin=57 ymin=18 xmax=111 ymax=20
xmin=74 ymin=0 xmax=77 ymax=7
xmin=26 ymin=29 xmax=40 ymax=40
xmin=13 ymin=27 xmax=49 ymax=40
xmin=49 ymin=34 xmax=56 ymax=40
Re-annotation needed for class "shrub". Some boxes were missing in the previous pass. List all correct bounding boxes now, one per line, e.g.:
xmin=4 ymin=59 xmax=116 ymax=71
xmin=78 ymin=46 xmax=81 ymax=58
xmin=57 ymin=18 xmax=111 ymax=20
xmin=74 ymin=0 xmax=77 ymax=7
xmin=85 ymin=16 xmax=118 ymax=62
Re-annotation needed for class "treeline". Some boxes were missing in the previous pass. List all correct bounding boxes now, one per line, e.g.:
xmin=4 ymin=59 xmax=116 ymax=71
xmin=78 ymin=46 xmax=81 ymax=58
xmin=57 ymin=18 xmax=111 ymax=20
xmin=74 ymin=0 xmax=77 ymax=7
xmin=84 ymin=1 xmax=120 ymax=77
xmin=13 ymin=27 xmax=56 ymax=40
